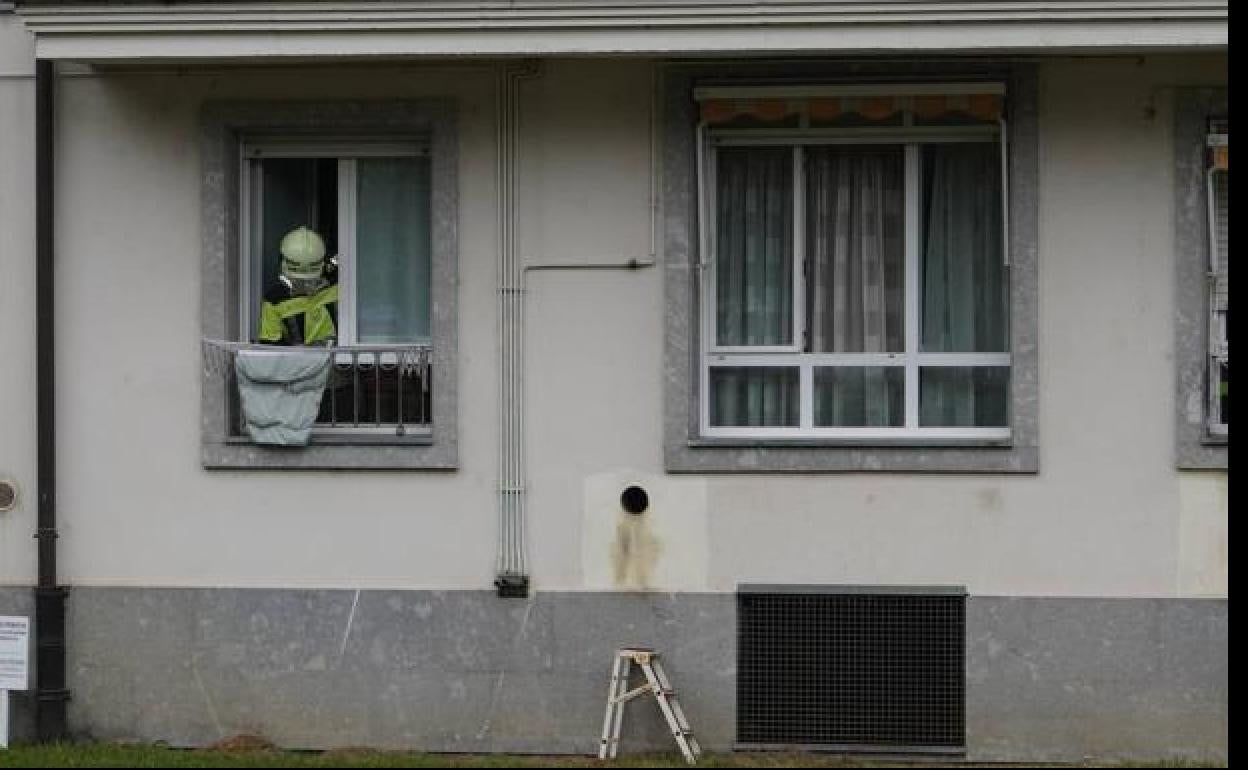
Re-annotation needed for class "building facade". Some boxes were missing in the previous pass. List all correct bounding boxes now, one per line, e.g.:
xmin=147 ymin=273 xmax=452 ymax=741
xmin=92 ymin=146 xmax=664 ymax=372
xmin=0 ymin=1 xmax=1228 ymax=761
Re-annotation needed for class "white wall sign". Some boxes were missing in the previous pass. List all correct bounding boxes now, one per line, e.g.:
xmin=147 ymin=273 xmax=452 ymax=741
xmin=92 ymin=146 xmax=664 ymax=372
xmin=0 ymin=615 xmax=30 ymax=749
xmin=0 ymin=617 xmax=28 ymax=691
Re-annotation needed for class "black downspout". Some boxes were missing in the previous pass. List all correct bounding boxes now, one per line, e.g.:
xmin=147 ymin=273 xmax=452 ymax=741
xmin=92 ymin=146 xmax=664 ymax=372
xmin=34 ymin=57 xmax=70 ymax=743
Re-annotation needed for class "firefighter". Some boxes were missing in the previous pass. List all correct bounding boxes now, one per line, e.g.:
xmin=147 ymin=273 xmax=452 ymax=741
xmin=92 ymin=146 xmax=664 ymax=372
xmin=258 ymin=226 xmax=339 ymax=346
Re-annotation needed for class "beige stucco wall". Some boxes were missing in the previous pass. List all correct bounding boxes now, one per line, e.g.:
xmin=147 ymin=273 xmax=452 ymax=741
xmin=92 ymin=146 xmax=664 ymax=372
xmin=0 ymin=37 xmax=1228 ymax=597
xmin=0 ymin=15 xmax=38 ymax=585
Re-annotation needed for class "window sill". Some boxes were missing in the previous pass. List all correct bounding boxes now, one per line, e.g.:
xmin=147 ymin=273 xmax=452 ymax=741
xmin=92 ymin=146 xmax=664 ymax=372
xmin=1174 ymin=431 xmax=1229 ymax=471
xmin=223 ymin=432 xmax=433 ymax=447
xmin=666 ymin=437 xmax=1036 ymax=474
xmin=203 ymin=439 xmax=455 ymax=471
xmin=1201 ymin=432 xmax=1228 ymax=447
xmin=688 ymin=434 xmax=1013 ymax=449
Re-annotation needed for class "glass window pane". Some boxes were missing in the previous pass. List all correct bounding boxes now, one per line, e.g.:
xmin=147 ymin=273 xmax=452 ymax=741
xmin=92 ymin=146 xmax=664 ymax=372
xmin=805 ymin=147 xmax=905 ymax=353
xmin=1211 ymin=169 xmax=1228 ymax=285
xmin=921 ymin=143 xmax=1007 ymax=353
xmin=709 ymin=367 xmax=799 ymax=427
xmin=1208 ymin=167 xmax=1227 ymax=429
xmin=1218 ymin=356 xmax=1228 ymax=426
xmin=1215 ymin=357 xmax=1228 ymax=428
xmin=715 ymin=148 xmax=794 ymax=347
xmin=920 ymin=367 xmax=1009 ymax=427
xmin=356 ymin=157 xmax=433 ymax=344
xmin=814 ymin=367 xmax=904 ymax=427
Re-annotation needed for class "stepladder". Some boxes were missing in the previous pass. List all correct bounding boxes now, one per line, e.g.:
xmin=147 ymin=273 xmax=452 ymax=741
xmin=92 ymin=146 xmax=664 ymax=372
xmin=599 ymin=647 xmax=702 ymax=765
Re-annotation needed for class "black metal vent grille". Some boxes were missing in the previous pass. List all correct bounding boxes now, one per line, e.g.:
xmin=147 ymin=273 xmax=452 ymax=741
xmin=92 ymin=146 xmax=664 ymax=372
xmin=737 ymin=586 xmax=965 ymax=752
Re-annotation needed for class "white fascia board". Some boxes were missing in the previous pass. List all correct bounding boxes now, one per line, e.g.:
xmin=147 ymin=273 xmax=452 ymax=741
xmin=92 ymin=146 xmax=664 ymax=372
xmin=28 ymin=22 xmax=1228 ymax=61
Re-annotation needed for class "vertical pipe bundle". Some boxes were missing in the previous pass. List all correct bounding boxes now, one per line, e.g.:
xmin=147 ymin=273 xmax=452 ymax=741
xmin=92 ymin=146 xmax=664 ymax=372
xmin=495 ymin=63 xmax=539 ymax=595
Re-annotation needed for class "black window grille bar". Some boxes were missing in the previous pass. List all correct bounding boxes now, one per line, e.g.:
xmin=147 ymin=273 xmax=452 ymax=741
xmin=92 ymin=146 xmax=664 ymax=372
xmin=204 ymin=340 xmax=432 ymax=440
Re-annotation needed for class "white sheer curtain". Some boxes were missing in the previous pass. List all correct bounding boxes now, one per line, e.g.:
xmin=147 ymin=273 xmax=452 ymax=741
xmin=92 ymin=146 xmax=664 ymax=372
xmin=806 ymin=147 xmax=905 ymax=426
xmin=920 ymin=143 xmax=1007 ymax=426
xmin=356 ymin=157 xmax=433 ymax=344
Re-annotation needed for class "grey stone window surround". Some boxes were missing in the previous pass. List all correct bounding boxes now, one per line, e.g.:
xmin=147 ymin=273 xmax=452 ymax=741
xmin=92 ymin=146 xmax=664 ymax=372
xmin=662 ymin=62 xmax=1039 ymax=473
xmin=200 ymin=100 xmax=458 ymax=470
xmin=1174 ymin=88 xmax=1228 ymax=470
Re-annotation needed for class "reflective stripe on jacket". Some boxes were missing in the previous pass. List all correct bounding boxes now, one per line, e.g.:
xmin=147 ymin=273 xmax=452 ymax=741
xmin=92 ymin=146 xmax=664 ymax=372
xmin=259 ymin=282 xmax=339 ymax=345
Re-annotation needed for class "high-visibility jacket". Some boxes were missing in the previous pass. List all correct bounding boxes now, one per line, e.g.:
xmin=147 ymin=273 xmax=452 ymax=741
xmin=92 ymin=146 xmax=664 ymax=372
xmin=258 ymin=278 xmax=339 ymax=345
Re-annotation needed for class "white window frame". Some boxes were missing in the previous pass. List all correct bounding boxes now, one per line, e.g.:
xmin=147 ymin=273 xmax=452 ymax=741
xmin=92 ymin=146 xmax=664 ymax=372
xmin=697 ymin=91 xmax=1011 ymax=442
xmin=1205 ymin=128 xmax=1228 ymax=438
xmin=238 ymin=137 xmax=430 ymax=347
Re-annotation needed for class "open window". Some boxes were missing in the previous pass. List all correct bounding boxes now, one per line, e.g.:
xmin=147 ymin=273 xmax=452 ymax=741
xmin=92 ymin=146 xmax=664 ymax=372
xmin=696 ymin=84 xmax=1010 ymax=442
xmin=234 ymin=138 xmax=434 ymax=437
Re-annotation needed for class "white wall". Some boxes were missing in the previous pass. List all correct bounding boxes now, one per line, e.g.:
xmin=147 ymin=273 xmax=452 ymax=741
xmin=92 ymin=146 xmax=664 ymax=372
xmin=0 ymin=14 xmax=37 ymax=585
xmin=0 ymin=49 xmax=1228 ymax=597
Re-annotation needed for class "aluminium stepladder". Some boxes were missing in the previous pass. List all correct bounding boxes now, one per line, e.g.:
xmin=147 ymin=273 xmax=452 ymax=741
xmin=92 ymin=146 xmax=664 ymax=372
xmin=598 ymin=647 xmax=702 ymax=765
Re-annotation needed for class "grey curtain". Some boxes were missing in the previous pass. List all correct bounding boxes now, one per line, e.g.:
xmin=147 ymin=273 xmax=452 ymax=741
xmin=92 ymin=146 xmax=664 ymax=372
xmin=1212 ymin=170 xmax=1228 ymax=315
xmin=1211 ymin=170 xmax=1228 ymax=425
xmin=356 ymin=157 xmax=433 ymax=344
xmin=710 ymin=368 xmax=799 ymax=428
xmin=715 ymin=148 xmax=793 ymax=346
xmin=919 ymin=143 xmax=1007 ymax=426
xmin=711 ymin=148 xmax=796 ymax=426
xmin=806 ymin=147 xmax=905 ymax=426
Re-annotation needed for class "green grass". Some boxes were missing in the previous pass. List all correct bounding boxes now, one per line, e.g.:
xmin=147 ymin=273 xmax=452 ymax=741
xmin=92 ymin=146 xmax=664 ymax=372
xmin=0 ymin=744 xmax=887 ymax=768
xmin=0 ymin=743 xmax=1226 ymax=768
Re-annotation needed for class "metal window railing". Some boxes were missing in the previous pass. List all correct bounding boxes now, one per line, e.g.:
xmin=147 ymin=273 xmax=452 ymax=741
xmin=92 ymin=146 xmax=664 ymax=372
xmin=203 ymin=340 xmax=433 ymax=440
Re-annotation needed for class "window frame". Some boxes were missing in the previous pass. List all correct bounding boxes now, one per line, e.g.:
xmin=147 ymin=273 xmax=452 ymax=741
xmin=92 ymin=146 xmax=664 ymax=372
xmin=200 ymin=100 xmax=458 ymax=470
xmin=1173 ymin=89 xmax=1228 ymax=470
xmin=663 ymin=63 xmax=1039 ymax=473
xmin=1203 ymin=129 xmax=1228 ymax=438
xmin=699 ymin=121 xmax=1012 ymax=441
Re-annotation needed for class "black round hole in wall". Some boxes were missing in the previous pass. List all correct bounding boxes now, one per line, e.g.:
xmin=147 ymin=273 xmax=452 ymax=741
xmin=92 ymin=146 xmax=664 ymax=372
xmin=0 ymin=480 xmax=15 ymax=512
xmin=620 ymin=485 xmax=649 ymax=515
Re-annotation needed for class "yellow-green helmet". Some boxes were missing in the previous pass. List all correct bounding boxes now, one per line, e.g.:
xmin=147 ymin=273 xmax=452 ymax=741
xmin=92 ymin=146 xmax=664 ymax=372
xmin=279 ymin=226 xmax=326 ymax=282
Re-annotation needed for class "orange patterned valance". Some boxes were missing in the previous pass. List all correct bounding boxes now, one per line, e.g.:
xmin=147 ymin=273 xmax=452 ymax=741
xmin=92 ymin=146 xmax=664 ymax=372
xmin=1210 ymin=144 xmax=1229 ymax=171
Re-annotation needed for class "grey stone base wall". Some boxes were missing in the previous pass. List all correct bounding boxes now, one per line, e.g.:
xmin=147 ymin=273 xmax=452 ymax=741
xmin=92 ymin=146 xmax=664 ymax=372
xmin=66 ymin=589 xmax=733 ymax=755
xmin=967 ymin=597 xmax=1227 ymax=762
xmin=0 ymin=587 xmax=1227 ymax=762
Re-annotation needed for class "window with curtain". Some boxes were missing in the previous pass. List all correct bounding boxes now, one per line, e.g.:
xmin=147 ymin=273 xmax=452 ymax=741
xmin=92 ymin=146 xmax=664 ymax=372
xmin=240 ymin=139 xmax=434 ymax=433
xmin=244 ymin=145 xmax=432 ymax=346
xmin=1206 ymin=121 xmax=1228 ymax=435
xmin=700 ymin=84 xmax=1010 ymax=439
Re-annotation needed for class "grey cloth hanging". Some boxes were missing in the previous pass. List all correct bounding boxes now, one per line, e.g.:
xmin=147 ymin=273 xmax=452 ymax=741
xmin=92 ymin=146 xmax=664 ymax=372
xmin=234 ymin=350 xmax=332 ymax=446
